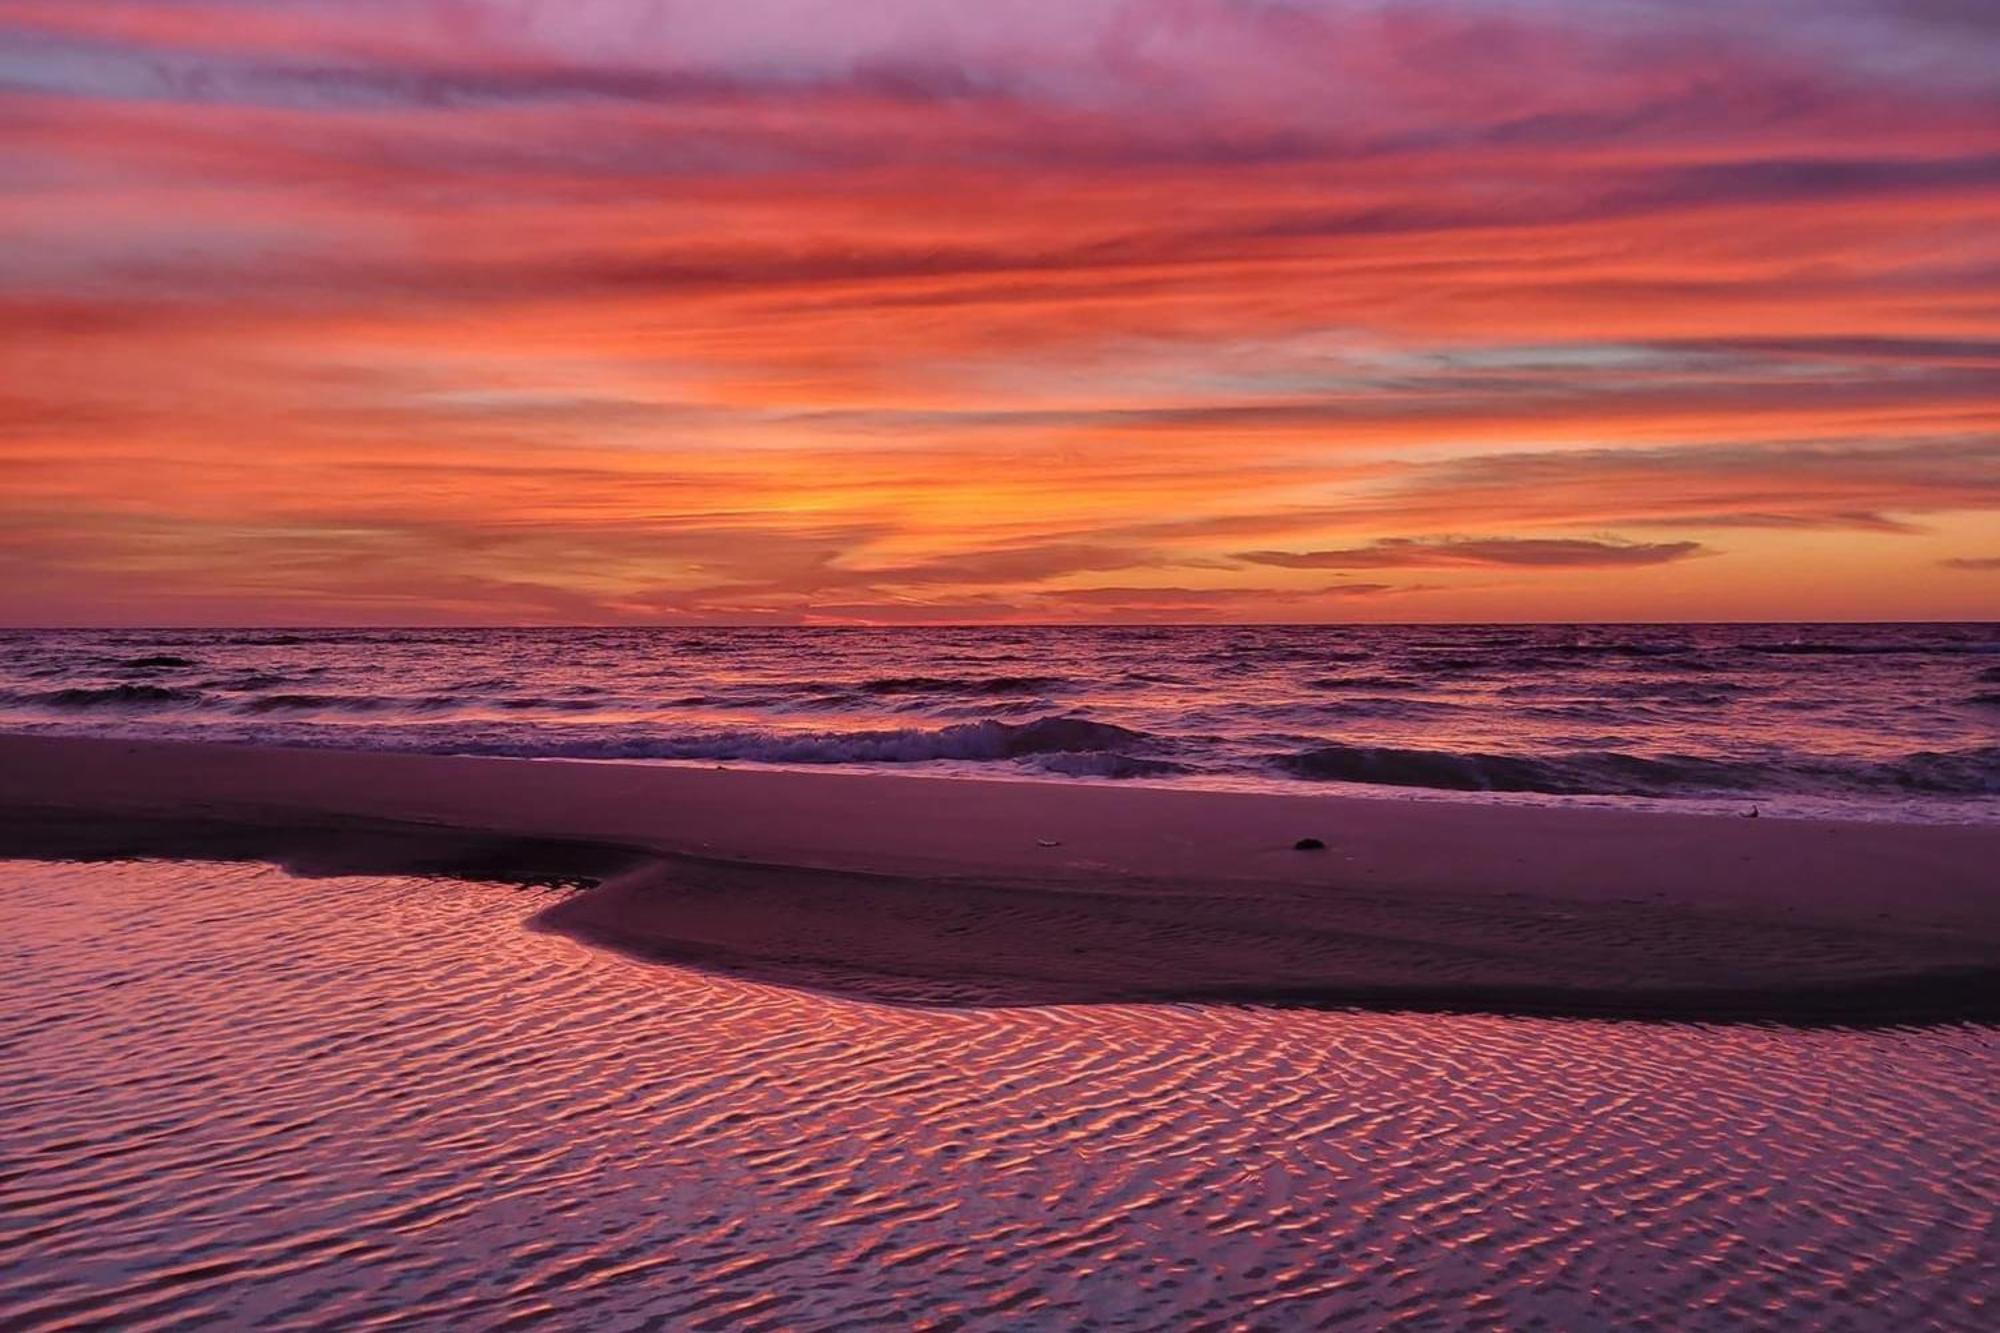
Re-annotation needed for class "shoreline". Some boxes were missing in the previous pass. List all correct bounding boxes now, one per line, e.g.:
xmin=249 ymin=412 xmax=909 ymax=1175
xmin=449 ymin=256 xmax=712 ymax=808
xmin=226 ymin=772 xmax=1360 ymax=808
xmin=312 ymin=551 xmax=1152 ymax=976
xmin=437 ymin=752 xmax=2000 ymax=829
xmin=3 ymin=732 xmax=1996 ymax=1023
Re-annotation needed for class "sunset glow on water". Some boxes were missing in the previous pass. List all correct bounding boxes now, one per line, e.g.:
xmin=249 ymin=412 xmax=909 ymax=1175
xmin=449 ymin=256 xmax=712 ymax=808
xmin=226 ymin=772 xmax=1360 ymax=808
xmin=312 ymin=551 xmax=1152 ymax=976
xmin=4 ymin=623 xmax=1995 ymax=821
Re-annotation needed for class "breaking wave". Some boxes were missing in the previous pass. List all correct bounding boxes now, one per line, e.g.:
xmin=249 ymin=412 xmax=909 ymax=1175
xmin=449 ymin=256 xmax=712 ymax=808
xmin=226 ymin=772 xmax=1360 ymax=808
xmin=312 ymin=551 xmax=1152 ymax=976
xmin=435 ymin=716 xmax=1166 ymax=768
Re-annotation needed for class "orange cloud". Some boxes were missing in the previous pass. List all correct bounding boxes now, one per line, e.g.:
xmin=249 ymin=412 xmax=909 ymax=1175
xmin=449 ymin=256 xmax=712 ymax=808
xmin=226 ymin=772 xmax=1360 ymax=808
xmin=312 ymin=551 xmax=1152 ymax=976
xmin=1238 ymin=539 xmax=1708 ymax=569
xmin=0 ymin=0 xmax=1995 ymax=623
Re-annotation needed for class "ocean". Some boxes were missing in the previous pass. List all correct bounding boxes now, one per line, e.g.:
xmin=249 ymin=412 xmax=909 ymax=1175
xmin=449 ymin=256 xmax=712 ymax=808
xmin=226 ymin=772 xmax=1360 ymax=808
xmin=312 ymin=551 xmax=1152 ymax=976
xmin=2 ymin=623 xmax=1995 ymax=823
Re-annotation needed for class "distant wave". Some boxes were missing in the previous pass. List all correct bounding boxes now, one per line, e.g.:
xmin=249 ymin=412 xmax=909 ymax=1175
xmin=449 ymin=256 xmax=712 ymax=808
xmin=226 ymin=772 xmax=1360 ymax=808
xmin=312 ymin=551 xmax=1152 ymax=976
xmin=240 ymin=693 xmax=395 ymax=714
xmin=1315 ymin=697 xmax=1470 ymax=721
xmin=1745 ymin=642 xmax=1998 ymax=657
xmin=198 ymin=672 xmax=323 ymax=691
xmin=1495 ymin=680 xmax=1753 ymax=704
xmin=114 ymin=655 xmax=199 ymax=670
xmin=1305 ymin=675 xmax=1428 ymax=692
xmin=199 ymin=632 xmax=469 ymax=648
xmin=858 ymin=675 xmax=1069 ymax=696
xmin=1544 ymin=642 xmax=1689 ymax=658
xmin=11 ymin=686 xmax=594 ymax=718
xmin=25 ymin=685 xmax=207 ymax=709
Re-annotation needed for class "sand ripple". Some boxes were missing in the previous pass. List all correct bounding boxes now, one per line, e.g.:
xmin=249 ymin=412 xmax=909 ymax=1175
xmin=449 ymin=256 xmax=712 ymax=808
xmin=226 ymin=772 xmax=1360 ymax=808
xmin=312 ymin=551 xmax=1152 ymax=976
xmin=2 ymin=859 xmax=1995 ymax=1329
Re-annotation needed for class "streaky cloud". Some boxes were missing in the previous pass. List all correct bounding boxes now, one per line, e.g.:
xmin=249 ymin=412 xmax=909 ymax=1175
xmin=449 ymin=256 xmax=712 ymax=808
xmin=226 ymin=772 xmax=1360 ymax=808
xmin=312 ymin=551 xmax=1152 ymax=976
xmin=1 ymin=0 xmax=1995 ymax=622
xmin=1238 ymin=538 xmax=1708 ymax=570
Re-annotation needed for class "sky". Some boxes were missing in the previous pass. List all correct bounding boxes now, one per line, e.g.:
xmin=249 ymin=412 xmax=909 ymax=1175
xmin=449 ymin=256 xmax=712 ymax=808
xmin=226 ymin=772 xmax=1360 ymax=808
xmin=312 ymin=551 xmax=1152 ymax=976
xmin=1 ymin=0 xmax=1996 ymax=625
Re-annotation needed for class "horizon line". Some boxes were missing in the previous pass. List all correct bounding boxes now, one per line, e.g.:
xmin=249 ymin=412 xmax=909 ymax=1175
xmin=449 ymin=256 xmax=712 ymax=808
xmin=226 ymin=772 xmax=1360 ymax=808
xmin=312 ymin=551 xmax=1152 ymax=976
xmin=4 ymin=619 xmax=1995 ymax=632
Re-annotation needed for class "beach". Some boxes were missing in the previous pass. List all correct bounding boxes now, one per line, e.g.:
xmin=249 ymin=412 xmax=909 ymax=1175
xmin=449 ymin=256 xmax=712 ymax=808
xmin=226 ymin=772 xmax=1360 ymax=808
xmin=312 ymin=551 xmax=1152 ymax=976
xmin=4 ymin=732 xmax=1994 ymax=1022
xmin=11 ymin=1 xmax=1998 ymax=1320
xmin=8 ymin=856 xmax=1993 ymax=1327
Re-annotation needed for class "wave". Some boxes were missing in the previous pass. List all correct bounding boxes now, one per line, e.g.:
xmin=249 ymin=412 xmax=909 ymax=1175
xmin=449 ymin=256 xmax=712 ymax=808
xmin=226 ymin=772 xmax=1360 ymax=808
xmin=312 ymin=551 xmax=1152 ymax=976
xmin=1275 ymin=744 xmax=1701 ymax=795
xmin=213 ymin=631 xmax=468 ymax=648
xmin=1492 ymin=679 xmax=1753 ymax=703
xmin=238 ymin=693 xmax=493 ymax=715
xmin=1544 ymin=642 xmax=1690 ymax=658
xmin=858 ymin=675 xmax=1069 ymax=696
xmin=1887 ymin=746 xmax=2000 ymax=794
xmin=1029 ymin=751 xmax=1192 ymax=779
xmin=114 ymin=655 xmax=199 ymax=670
xmin=1305 ymin=675 xmax=1428 ymax=692
xmin=438 ymin=715 xmax=1165 ymax=768
xmin=1744 ymin=642 xmax=1993 ymax=657
xmin=198 ymin=671 xmax=322 ymax=692
xmin=1275 ymin=743 xmax=2000 ymax=798
xmin=1314 ymin=697 xmax=1469 ymax=721
xmin=239 ymin=693 xmax=395 ymax=714
xmin=15 ymin=690 xmax=505 ymax=716
xmin=25 ymin=685 xmax=207 ymax=709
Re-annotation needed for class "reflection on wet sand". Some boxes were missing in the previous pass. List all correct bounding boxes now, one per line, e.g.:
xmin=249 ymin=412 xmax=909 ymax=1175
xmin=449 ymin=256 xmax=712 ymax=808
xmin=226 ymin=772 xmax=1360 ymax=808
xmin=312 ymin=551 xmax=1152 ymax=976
xmin=3 ymin=859 xmax=1994 ymax=1329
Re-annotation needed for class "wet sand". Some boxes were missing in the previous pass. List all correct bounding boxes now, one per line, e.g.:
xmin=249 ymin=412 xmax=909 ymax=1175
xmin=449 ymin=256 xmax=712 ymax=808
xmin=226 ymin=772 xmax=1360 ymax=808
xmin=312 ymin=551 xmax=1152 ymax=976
xmin=1 ymin=733 xmax=1995 ymax=1021
xmin=7 ymin=857 xmax=1994 ymax=1328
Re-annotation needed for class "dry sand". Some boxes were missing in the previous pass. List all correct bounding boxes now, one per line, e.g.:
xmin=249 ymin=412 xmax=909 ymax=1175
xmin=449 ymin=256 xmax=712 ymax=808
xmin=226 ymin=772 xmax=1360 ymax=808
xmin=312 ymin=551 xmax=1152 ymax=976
xmin=1 ymin=733 xmax=1994 ymax=1021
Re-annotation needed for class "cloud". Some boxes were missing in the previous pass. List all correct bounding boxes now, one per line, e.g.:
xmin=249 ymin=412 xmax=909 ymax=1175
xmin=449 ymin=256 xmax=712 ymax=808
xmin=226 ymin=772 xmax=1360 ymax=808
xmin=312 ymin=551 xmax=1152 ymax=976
xmin=1 ymin=0 xmax=1996 ymax=623
xmin=1237 ymin=537 xmax=1707 ymax=570
xmin=1043 ymin=582 xmax=1400 ymax=605
xmin=840 ymin=543 xmax=1158 ymax=589
xmin=1341 ymin=439 xmax=2000 ymax=536
xmin=1612 ymin=510 xmax=1925 ymax=535
xmin=1941 ymin=555 xmax=2000 ymax=571
xmin=1655 ymin=338 xmax=2000 ymax=367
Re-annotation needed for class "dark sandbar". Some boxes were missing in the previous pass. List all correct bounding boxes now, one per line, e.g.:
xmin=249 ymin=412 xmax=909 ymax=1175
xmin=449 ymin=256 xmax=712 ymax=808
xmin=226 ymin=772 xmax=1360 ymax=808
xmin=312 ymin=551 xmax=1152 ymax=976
xmin=2 ymin=733 xmax=1994 ymax=1022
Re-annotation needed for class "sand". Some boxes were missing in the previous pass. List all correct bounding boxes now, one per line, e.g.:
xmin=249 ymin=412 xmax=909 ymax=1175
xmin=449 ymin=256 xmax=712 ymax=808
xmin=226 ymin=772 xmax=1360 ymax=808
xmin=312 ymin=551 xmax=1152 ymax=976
xmin=1 ymin=732 xmax=1994 ymax=1021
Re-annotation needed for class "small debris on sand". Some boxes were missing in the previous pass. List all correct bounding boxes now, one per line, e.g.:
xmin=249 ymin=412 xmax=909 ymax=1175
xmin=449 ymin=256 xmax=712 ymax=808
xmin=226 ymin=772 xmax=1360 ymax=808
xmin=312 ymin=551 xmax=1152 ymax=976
xmin=1294 ymin=837 xmax=1327 ymax=851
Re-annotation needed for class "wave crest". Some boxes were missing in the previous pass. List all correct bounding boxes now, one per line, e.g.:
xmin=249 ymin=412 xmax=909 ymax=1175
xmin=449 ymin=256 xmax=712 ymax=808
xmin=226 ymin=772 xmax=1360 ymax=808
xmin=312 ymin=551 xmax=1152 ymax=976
xmin=443 ymin=715 xmax=1162 ymax=768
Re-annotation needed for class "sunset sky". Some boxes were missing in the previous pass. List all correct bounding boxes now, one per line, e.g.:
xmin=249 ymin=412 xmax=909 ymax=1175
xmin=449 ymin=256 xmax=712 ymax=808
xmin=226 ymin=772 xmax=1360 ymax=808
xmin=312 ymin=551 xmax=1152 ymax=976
xmin=1 ymin=0 xmax=1995 ymax=625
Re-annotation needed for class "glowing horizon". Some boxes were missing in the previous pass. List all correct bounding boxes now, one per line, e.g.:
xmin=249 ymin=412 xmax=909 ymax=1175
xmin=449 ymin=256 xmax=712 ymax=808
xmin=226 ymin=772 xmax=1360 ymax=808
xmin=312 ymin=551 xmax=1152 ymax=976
xmin=1 ymin=0 xmax=1995 ymax=625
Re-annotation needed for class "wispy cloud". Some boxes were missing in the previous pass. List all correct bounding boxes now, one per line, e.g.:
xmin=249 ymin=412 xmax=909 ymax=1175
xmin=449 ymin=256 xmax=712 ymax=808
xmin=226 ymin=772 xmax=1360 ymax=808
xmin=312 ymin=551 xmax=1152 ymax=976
xmin=0 ymin=0 xmax=1995 ymax=622
xmin=1238 ymin=538 xmax=1708 ymax=570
